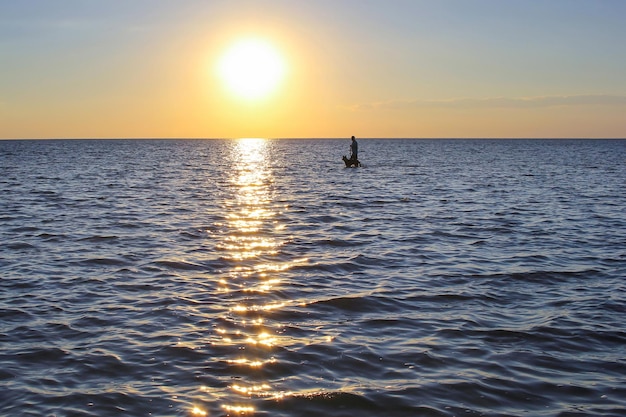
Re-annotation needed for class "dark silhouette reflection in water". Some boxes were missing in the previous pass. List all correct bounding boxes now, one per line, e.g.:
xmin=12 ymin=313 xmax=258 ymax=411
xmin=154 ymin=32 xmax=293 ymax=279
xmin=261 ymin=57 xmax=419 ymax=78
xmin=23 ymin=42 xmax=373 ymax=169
xmin=195 ymin=139 xmax=304 ymax=415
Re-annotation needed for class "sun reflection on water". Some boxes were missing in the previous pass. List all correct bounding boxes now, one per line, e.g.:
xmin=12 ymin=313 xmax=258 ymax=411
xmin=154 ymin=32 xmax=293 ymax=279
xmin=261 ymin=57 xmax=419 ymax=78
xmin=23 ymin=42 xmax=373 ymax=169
xmin=197 ymin=138 xmax=302 ymax=414
xmin=191 ymin=406 xmax=207 ymax=416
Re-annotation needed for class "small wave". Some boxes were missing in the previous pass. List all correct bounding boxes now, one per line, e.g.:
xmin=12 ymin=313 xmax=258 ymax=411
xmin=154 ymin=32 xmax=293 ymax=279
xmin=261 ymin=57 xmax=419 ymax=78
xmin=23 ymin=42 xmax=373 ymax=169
xmin=5 ymin=242 xmax=39 ymax=250
xmin=37 ymin=233 xmax=67 ymax=241
xmin=0 ymin=368 xmax=15 ymax=380
xmin=506 ymin=269 xmax=601 ymax=284
xmin=179 ymin=230 xmax=204 ymax=239
xmin=270 ymin=390 xmax=380 ymax=415
xmin=115 ymin=222 xmax=141 ymax=229
xmin=152 ymin=260 xmax=207 ymax=271
xmin=77 ymin=235 xmax=119 ymax=243
xmin=72 ymin=315 xmax=111 ymax=329
xmin=77 ymin=257 xmax=129 ymax=266
xmin=9 ymin=226 xmax=40 ymax=233
xmin=17 ymin=347 xmax=69 ymax=363
xmin=159 ymin=344 xmax=208 ymax=362
xmin=0 ymin=308 xmax=34 ymax=323
xmin=78 ymin=352 xmax=134 ymax=378
xmin=309 ymin=215 xmax=343 ymax=223
xmin=404 ymin=293 xmax=481 ymax=304
xmin=291 ymin=260 xmax=361 ymax=274
xmin=307 ymin=294 xmax=395 ymax=314
xmin=314 ymin=238 xmax=360 ymax=247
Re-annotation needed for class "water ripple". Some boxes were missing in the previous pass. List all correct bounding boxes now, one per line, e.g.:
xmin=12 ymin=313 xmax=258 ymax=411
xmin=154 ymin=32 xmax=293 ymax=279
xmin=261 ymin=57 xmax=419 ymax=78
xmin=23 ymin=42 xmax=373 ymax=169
xmin=1 ymin=139 xmax=625 ymax=416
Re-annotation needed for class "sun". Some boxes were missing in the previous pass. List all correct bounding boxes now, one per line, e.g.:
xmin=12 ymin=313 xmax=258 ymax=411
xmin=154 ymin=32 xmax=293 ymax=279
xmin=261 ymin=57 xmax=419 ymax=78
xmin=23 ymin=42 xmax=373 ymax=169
xmin=217 ymin=38 xmax=286 ymax=101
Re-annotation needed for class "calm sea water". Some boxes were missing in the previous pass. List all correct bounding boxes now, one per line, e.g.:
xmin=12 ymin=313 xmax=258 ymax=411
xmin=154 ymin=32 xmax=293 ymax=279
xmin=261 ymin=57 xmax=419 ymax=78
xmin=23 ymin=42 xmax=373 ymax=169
xmin=1 ymin=139 xmax=625 ymax=417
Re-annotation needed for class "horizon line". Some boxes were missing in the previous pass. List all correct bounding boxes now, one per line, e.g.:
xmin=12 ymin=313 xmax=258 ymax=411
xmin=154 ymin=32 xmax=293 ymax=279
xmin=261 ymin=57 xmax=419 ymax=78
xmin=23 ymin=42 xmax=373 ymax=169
xmin=1 ymin=137 xmax=625 ymax=141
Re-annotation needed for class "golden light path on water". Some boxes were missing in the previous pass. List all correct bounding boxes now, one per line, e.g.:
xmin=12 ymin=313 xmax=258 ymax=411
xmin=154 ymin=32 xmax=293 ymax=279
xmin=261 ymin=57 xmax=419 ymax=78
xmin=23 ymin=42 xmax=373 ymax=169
xmin=193 ymin=138 xmax=306 ymax=415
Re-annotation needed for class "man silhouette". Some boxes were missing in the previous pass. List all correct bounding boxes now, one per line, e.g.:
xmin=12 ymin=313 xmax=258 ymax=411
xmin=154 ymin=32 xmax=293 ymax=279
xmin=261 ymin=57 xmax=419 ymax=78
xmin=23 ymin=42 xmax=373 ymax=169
xmin=342 ymin=136 xmax=361 ymax=167
xmin=350 ymin=136 xmax=358 ymax=160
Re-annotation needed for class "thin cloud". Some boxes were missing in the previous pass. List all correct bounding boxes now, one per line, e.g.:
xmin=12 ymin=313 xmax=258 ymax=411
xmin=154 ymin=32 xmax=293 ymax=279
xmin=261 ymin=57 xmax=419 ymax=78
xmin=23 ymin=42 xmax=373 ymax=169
xmin=350 ymin=94 xmax=626 ymax=111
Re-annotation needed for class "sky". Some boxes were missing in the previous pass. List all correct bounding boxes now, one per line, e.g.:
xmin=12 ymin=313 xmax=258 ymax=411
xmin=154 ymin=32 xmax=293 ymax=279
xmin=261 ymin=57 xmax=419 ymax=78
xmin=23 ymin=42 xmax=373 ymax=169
xmin=1 ymin=0 xmax=625 ymax=139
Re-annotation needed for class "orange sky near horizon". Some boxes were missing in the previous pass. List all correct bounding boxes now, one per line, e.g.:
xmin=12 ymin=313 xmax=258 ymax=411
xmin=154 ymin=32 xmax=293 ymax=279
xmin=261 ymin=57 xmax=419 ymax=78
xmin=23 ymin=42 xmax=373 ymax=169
xmin=1 ymin=1 xmax=625 ymax=139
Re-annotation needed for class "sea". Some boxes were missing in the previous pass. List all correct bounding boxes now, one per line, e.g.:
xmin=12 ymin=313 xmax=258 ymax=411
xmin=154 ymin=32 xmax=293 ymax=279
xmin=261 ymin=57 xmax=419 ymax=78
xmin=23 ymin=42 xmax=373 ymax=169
xmin=1 ymin=138 xmax=625 ymax=417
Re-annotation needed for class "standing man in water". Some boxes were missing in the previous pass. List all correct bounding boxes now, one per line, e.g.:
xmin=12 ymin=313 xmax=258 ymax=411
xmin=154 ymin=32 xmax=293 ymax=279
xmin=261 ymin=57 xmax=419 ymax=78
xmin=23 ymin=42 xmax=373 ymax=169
xmin=342 ymin=135 xmax=361 ymax=167
xmin=350 ymin=136 xmax=358 ymax=161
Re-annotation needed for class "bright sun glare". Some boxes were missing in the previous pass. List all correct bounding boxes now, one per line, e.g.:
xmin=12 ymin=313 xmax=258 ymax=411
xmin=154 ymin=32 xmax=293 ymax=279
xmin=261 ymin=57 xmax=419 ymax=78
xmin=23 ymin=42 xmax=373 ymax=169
xmin=217 ymin=38 xmax=286 ymax=100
